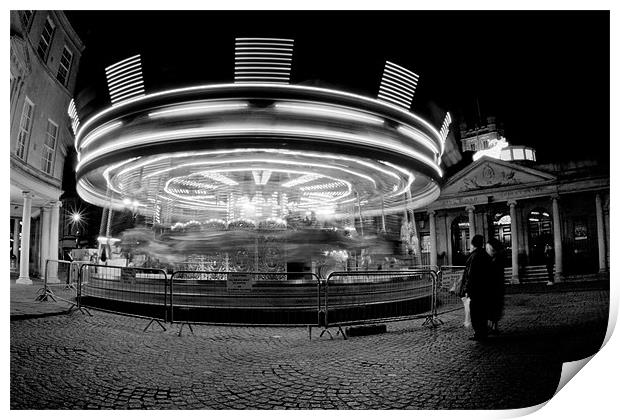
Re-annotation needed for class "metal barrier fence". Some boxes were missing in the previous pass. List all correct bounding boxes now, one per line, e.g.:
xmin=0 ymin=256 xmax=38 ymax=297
xmin=321 ymin=269 xmax=438 ymax=338
xmin=77 ymin=263 xmax=168 ymax=331
xmin=435 ymin=266 xmax=466 ymax=316
xmin=169 ymin=271 xmax=321 ymax=332
xmin=36 ymin=259 xmax=80 ymax=306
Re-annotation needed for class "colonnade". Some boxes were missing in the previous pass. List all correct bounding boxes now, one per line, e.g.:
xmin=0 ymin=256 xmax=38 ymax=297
xmin=15 ymin=191 xmax=62 ymax=285
xmin=425 ymin=193 xmax=608 ymax=283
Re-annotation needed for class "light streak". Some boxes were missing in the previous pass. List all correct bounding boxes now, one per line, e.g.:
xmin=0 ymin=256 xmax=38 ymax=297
xmin=73 ymin=83 xmax=443 ymax=148
xmin=275 ymin=102 xmax=384 ymax=125
xmin=148 ymin=102 xmax=248 ymax=118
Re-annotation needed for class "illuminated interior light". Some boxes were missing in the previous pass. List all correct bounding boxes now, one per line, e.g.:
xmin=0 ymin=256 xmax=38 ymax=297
xmin=379 ymin=85 xmax=413 ymax=103
xmin=235 ymin=76 xmax=289 ymax=80
xmin=385 ymin=61 xmax=419 ymax=81
xmin=109 ymin=76 xmax=144 ymax=92
xmin=235 ymin=51 xmax=292 ymax=57
xmin=201 ymin=172 xmax=238 ymax=186
xmin=111 ymin=84 xmax=144 ymax=98
xmin=235 ymin=47 xmax=293 ymax=52
xmin=105 ymin=54 xmax=141 ymax=73
xmin=106 ymin=65 xmax=142 ymax=84
xmin=397 ymin=125 xmax=440 ymax=155
xmin=282 ymin=174 xmax=320 ymax=188
xmin=275 ymin=103 xmax=384 ymax=125
xmin=260 ymin=170 xmax=272 ymax=185
xmin=148 ymin=102 xmax=248 ymax=118
xmin=74 ymin=83 xmax=443 ymax=148
xmin=380 ymin=74 xmax=417 ymax=94
xmin=380 ymin=82 xmax=416 ymax=100
xmin=111 ymin=90 xmax=145 ymax=104
xmin=143 ymin=157 xmax=375 ymax=186
xmin=78 ymin=121 xmax=123 ymax=150
xmin=378 ymin=93 xmax=411 ymax=109
xmin=383 ymin=69 xmax=419 ymax=89
xmin=78 ymin=124 xmax=441 ymax=177
xmin=235 ymin=66 xmax=292 ymax=71
xmin=236 ymin=37 xmax=294 ymax=42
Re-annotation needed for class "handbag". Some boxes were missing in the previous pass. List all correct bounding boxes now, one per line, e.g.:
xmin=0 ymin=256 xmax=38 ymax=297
xmin=462 ymin=296 xmax=472 ymax=328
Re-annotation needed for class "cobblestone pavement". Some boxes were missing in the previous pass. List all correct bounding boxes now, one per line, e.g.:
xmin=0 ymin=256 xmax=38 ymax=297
xmin=10 ymin=281 xmax=77 ymax=320
xmin=10 ymin=288 xmax=608 ymax=410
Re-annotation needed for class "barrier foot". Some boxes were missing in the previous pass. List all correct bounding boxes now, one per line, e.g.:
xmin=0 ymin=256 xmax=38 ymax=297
xmin=422 ymin=315 xmax=442 ymax=329
xmin=178 ymin=322 xmax=194 ymax=337
xmin=144 ymin=318 xmax=167 ymax=332
xmin=35 ymin=288 xmax=57 ymax=303
xmin=337 ymin=325 xmax=348 ymax=340
xmin=308 ymin=325 xmax=312 ymax=341
xmin=68 ymin=304 xmax=93 ymax=317
xmin=319 ymin=328 xmax=333 ymax=339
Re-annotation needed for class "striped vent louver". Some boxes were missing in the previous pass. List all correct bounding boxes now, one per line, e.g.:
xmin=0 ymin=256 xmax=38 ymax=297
xmin=378 ymin=60 xmax=419 ymax=110
xmin=67 ymin=98 xmax=80 ymax=135
xmin=105 ymin=54 xmax=145 ymax=104
xmin=439 ymin=112 xmax=452 ymax=154
xmin=234 ymin=38 xmax=294 ymax=84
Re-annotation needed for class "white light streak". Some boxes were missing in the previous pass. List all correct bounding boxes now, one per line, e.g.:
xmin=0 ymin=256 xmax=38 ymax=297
xmin=78 ymin=121 xmax=123 ymax=150
xmin=275 ymin=103 xmax=384 ymax=125
xmin=77 ymin=123 xmax=441 ymax=178
xmin=74 ymin=83 xmax=443 ymax=150
xmin=148 ymin=102 xmax=248 ymax=119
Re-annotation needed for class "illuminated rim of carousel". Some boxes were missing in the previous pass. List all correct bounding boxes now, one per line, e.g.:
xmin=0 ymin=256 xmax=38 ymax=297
xmin=75 ymin=83 xmax=444 ymax=223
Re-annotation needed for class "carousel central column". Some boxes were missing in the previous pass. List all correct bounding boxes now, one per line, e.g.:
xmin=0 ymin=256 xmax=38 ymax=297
xmin=508 ymin=200 xmax=519 ymax=284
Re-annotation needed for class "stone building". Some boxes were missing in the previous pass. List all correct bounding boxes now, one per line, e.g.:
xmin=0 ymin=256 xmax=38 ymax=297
xmin=10 ymin=10 xmax=84 ymax=283
xmin=414 ymin=122 xmax=609 ymax=282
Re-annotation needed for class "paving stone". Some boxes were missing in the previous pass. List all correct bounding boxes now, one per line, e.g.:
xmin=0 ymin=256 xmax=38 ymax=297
xmin=9 ymin=284 xmax=608 ymax=409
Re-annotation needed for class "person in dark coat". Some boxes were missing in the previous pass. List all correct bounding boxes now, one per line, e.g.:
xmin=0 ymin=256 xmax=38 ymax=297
xmin=461 ymin=234 xmax=492 ymax=340
xmin=486 ymin=238 xmax=505 ymax=334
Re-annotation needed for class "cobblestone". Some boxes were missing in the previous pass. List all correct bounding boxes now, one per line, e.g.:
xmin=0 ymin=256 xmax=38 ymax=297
xmin=10 ymin=285 xmax=608 ymax=409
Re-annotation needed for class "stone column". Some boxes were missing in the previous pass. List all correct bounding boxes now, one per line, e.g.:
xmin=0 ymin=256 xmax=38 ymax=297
xmin=466 ymin=205 xmax=476 ymax=246
xmin=428 ymin=210 xmax=437 ymax=269
xmin=12 ymin=217 xmax=20 ymax=260
xmin=595 ymin=193 xmax=607 ymax=273
xmin=17 ymin=192 xmax=34 ymax=284
xmin=551 ymin=195 xmax=563 ymax=281
xmin=39 ymin=206 xmax=51 ymax=280
xmin=47 ymin=201 xmax=62 ymax=284
xmin=508 ymin=200 xmax=519 ymax=284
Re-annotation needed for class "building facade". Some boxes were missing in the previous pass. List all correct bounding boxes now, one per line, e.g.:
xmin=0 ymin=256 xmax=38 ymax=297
xmin=10 ymin=10 xmax=84 ymax=283
xmin=414 ymin=156 xmax=609 ymax=282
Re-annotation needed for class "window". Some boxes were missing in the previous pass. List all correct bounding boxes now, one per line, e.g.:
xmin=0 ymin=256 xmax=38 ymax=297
xmin=36 ymin=16 xmax=55 ymax=61
xmin=56 ymin=46 xmax=73 ymax=86
xmin=16 ymin=98 xmax=34 ymax=159
xmin=41 ymin=120 xmax=58 ymax=174
xmin=20 ymin=10 xmax=34 ymax=29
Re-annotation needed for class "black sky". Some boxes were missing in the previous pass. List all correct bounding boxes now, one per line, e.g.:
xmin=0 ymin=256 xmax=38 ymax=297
xmin=65 ymin=10 xmax=610 ymax=165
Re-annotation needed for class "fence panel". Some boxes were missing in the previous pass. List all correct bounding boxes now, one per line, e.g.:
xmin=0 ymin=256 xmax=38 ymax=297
xmin=435 ymin=266 xmax=466 ymax=316
xmin=170 ymin=271 xmax=321 ymax=326
xmin=324 ymin=269 xmax=436 ymax=328
xmin=78 ymin=264 xmax=168 ymax=321
xmin=36 ymin=259 xmax=79 ymax=303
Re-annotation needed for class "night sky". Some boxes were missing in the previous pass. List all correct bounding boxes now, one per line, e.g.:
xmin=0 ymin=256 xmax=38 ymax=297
xmin=65 ymin=10 xmax=610 ymax=165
